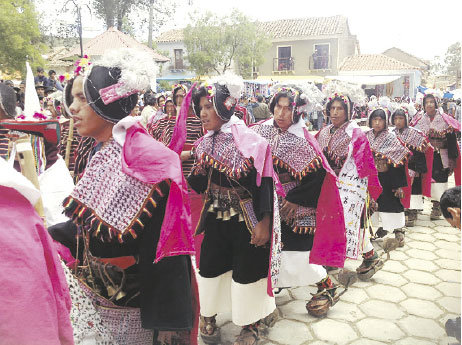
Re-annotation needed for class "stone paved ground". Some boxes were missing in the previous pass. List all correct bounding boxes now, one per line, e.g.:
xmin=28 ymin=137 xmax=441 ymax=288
xmin=198 ymin=188 xmax=461 ymax=345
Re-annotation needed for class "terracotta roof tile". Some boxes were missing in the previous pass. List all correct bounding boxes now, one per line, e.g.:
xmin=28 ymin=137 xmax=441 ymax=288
xmin=155 ymin=15 xmax=348 ymax=43
xmin=64 ymin=27 xmax=169 ymax=62
xmin=155 ymin=29 xmax=184 ymax=43
xmin=339 ymin=54 xmax=417 ymax=71
xmin=259 ymin=15 xmax=347 ymax=39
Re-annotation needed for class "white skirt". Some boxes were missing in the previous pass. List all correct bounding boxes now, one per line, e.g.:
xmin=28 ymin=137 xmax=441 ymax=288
xmin=410 ymin=194 xmax=424 ymax=209
xmin=197 ymin=271 xmax=276 ymax=326
xmin=372 ymin=211 xmax=405 ymax=231
xmin=275 ymin=251 xmax=327 ymax=288
xmin=431 ymin=182 xmax=448 ymax=201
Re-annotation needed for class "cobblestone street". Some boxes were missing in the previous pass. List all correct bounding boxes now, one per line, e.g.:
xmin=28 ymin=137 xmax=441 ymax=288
xmin=200 ymin=187 xmax=461 ymax=345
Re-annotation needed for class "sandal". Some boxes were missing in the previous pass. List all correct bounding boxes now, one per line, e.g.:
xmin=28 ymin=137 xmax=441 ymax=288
xmin=356 ymin=253 xmax=384 ymax=281
xmin=374 ymin=227 xmax=388 ymax=239
xmin=261 ymin=308 xmax=279 ymax=328
xmin=234 ymin=325 xmax=259 ymax=345
xmin=306 ymin=287 xmax=339 ymax=317
xmin=393 ymin=229 xmax=405 ymax=247
xmin=199 ymin=315 xmax=221 ymax=344
xmin=155 ymin=331 xmax=190 ymax=345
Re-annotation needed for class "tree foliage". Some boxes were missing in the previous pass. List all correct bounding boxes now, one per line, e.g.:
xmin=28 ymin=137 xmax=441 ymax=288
xmin=0 ymin=0 xmax=45 ymax=74
xmin=92 ymin=0 xmax=139 ymax=30
xmin=444 ymin=42 xmax=461 ymax=77
xmin=184 ymin=9 xmax=270 ymax=78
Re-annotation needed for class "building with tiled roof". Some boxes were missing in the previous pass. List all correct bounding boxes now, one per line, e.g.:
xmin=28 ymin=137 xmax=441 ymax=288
xmin=155 ymin=29 xmax=184 ymax=43
xmin=335 ymin=54 xmax=422 ymax=98
xmin=259 ymin=15 xmax=350 ymax=41
xmin=339 ymin=54 xmax=416 ymax=72
xmin=62 ymin=27 xmax=169 ymax=63
xmin=155 ymin=15 xmax=359 ymax=80
xmin=383 ymin=47 xmax=430 ymax=71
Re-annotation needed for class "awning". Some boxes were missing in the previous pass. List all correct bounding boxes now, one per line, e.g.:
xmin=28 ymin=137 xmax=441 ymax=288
xmin=326 ymin=75 xmax=401 ymax=85
xmin=256 ymin=75 xmax=324 ymax=83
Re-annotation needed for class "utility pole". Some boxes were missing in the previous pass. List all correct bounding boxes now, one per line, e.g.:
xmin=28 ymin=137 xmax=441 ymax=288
xmin=148 ymin=0 xmax=153 ymax=48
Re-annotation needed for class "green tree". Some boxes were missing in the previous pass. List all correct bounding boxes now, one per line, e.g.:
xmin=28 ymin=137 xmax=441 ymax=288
xmin=184 ymin=9 xmax=270 ymax=78
xmin=0 ymin=0 xmax=45 ymax=74
xmin=444 ymin=42 xmax=461 ymax=77
xmin=92 ymin=0 xmax=140 ymax=31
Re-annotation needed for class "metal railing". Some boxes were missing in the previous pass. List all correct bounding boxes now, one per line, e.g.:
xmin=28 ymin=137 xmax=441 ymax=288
xmin=273 ymin=57 xmax=295 ymax=72
xmin=309 ymin=55 xmax=331 ymax=70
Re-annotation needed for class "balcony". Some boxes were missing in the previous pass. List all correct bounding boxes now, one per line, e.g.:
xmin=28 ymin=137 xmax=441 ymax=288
xmin=309 ymin=55 xmax=332 ymax=70
xmin=273 ymin=57 xmax=295 ymax=74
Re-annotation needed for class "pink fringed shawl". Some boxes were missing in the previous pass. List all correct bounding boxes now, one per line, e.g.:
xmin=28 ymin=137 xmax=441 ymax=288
xmin=303 ymin=129 xmax=346 ymax=268
xmin=121 ymin=123 xmax=195 ymax=262
xmin=0 ymin=186 xmax=74 ymax=345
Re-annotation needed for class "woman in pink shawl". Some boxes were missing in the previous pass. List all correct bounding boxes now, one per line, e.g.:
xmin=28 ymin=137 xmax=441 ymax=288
xmin=188 ymin=75 xmax=278 ymax=345
xmin=47 ymin=49 xmax=197 ymax=345
xmin=410 ymin=93 xmax=460 ymax=219
xmin=391 ymin=107 xmax=433 ymax=227
xmin=316 ymin=94 xmax=383 ymax=281
xmin=252 ymin=85 xmax=346 ymax=318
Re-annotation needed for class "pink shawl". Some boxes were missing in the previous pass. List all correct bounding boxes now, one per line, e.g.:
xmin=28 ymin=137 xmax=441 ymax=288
xmin=304 ymin=129 xmax=346 ymax=267
xmin=411 ymin=112 xmax=460 ymax=186
xmin=121 ymin=123 xmax=195 ymax=262
xmin=0 ymin=186 xmax=74 ymax=345
xmin=351 ymin=127 xmax=382 ymax=200
xmin=168 ymin=83 xmax=196 ymax=154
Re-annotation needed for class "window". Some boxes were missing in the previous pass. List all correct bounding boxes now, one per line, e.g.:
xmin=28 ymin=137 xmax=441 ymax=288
xmin=313 ymin=44 xmax=329 ymax=70
xmin=174 ymin=49 xmax=184 ymax=69
xmin=274 ymin=46 xmax=294 ymax=71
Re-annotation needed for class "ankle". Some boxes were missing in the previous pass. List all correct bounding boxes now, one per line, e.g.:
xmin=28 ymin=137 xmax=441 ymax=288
xmin=363 ymin=249 xmax=377 ymax=260
xmin=317 ymin=276 xmax=335 ymax=290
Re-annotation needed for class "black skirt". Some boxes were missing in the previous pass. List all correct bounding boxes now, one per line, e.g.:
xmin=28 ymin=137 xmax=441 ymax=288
xmin=198 ymin=212 xmax=270 ymax=284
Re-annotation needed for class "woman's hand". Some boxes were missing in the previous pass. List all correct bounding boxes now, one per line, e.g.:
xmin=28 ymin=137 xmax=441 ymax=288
xmin=393 ymin=188 xmax=405 ymax=199
xmin=180 ymin=150 xmax=192 ymax=162
xmin=251 ymin=213 xmax=271 ymax=247
xmin=280 ymin=199 xmax=298 ymax=219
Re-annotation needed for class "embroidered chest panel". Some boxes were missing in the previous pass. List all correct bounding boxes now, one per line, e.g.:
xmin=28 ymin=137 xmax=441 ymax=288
xmin=317 ymin=124 xmax=351 ymax=167
xmin=366 ymin=130 xmax=410 ymax=167
xmin=393 ymin=127 xmax=429 ymax=152
xmin=194 ymin=131 xmax=253 ymax=179
xmin=414 ymin=113 xmax=454 ymax=138
xmin=64 ymin=140 xmax=166 ymax=243
xmin=253 ymin=124 xmax=321 ymax=180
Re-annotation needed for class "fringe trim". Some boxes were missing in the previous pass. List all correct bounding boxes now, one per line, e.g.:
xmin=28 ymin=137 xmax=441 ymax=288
xmin=292 ymin=226 xmax=316 ymax=235
xmin=324 ymin=149 xmax=347 ymax=168
xmin=196 ymin=152 xmax=253 ymax=180
xmin=62 ymin=181 xmax=168 ymax=244
xmin=273 ymin=156 xmax=322 ymax=181
xmin=372 ymin=150 xmax=410 ymax=167
xmin=428 ymin=127 xmax=456 ymax=138
xmin=400 ymin=139 xmax=430 ymax=153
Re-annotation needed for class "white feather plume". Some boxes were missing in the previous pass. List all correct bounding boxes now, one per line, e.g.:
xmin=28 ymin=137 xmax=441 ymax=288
xmin=270 ymin=81 xmax=324 ymax=113
xmin=209 ymin=72 xmax=244 ymax=100
xmin=379 ymin=96 xmax=391 ymax=110
xmin=95 ymin=48 xmax=157 ymax=93
xmin=322 ymin=80 xmax=366 ymax=105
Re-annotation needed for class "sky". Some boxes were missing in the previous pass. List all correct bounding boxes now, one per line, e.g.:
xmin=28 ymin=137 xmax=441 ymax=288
xmin=43 ymin=0 xmax=461 ymax=62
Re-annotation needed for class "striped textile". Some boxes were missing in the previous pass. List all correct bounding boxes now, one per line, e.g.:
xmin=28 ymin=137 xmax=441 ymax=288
xmin=73 ymin=136 xmax=96 ymax=184
xmin=0 ymin=127 xmax=10 ymax=160
xmin=59 ymin=121 xmax=81 ymax=172
xmin=148 ymin=115 xmax=203 ymax=177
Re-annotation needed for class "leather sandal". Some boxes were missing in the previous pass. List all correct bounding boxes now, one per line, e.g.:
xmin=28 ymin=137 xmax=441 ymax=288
xmin=199 ymin=315 xmax=221 ymax=344
xmin=356 ymin=254 xmax=384 ymax=281
xmin=393 ymin=229 xmax=405 ymax=247
xmin=234 ymin=325 xmax=259 ymax=345
xmin=306 ymin=287 xmax=339 ymax=317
